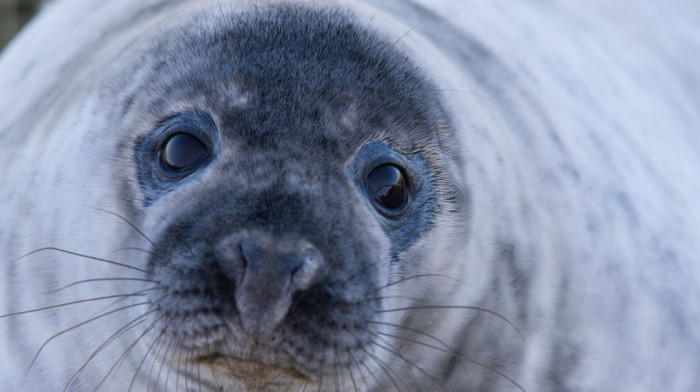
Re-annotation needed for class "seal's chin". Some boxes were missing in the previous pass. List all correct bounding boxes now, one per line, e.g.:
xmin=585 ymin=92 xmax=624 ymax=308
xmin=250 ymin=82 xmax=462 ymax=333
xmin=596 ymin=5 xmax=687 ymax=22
xmin=195 ymin=353 xmax=311 ymax=382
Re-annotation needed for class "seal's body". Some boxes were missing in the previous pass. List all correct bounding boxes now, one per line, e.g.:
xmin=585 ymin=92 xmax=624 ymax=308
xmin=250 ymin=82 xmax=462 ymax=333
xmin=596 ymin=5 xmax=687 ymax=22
xmin=1 ymin=0 xmax=699 ymax=391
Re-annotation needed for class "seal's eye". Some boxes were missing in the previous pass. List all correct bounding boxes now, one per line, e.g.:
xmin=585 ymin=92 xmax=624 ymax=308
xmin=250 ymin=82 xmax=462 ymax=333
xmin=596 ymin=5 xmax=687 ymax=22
xmin=160 ymin=133 xmax=209 ymax=172
xmin=366 ymin=164 xmax=408 ymax=211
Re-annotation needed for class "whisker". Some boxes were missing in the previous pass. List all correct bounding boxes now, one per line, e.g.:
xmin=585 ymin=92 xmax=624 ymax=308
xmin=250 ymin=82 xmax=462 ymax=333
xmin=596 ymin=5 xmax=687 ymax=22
xmin=336 ymin=342 xmax=358 ymax=392
xmin=50 ymin=277 xmax=158 ymax=293
xmin=95 ymin=287 xmax=165 ymax=316
xmin=280 ymin=373 xmax=293 ymax=392
xmin=208 ymin=352 xmax=223 ymax=391
xmin=430 ymin=88 xmax=491 ymax=101
xmin=111 ymin=294 xmax=169 ymax=391
xmin=368 ymin=320 xmax=454 ymax=351
xmin=147 ymin=330 xmax=172 ymax=392
xmin=372 ymin=329 xmax=526 ymax=392
xmin=159 ymin=326 xmax=183 ymax=391
xmin=369 ymin=335 xmax=449 ymax=392
xmin=372 ymin=19 xmax=426 ymax=75
xmin=331 ymin=344 xmax=340 ymax=392
xmin=216 ymin=0 xmax=241 ymax=83
xmin=163 ymin=318 xmax=189 ymax=391
xmin=63 ymin=312 xmax=152 ymax=392
xmin=348 ymin=330 xmax=407 ymax=392
xmin=119 ymin=49 xmax=192 ymax=64
xmin=348 ymin=350 xmax=380 ymax=391
xmin=90 ymin=206 xmax=159 ymax=251
xmin=93 ymin=314 xmax=166 ymax=392
xmin=1 ymin=293 xmax=146 ymax=319
xmin=92 ymin=206 xmax=197 ymax=265
xmin=255 ymin=358 xmax=283 ymax=391
xmin=15 ymin=247 xmax=149 ymax=274
xmin=113 ymin=246 xmax=158 ymax=257
xmin=196 ymin=359 xmax=203 ymax=392
xmin=316 ymin=345 xmax=327 ymax=392
xmin=358 ymin=344 xmax=408 ymax=392
xmin=183 ymin=339 xmax=194 ymax=392
xmin=365 ymin=273 xmax=461 ymax=296
xmin=26 ymin=301 xmax=152 ymax=377
xmin=129 ymin=329 xmax=166 ymax=392
xmin=376 ymin=305 xmax=524 ymax=342
xmin=351 ymin=347 xmax=381 ymax=390
xmin=357 ymin=294 xmax=436 ymax=304
xmin=278 ymin=376 xmax=291 ymax=392
xmin=175 ymin=326 xmax=188 ymax=392
xmin=346 ymin=353 xmax=360 ymax=392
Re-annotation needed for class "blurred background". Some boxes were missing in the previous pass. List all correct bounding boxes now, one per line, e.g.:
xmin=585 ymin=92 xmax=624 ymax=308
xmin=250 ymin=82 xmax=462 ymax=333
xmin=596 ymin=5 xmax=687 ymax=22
xmin=0 ymin=0 xmax=40 ymax=51
xmin=2 ymin=0 xmax=700 ymax=52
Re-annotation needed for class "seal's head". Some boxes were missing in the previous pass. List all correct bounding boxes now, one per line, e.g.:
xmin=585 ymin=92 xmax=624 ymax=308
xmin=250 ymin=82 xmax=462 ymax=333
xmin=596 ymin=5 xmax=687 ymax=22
xmin=46 ymin=2 xmax=469 ymax=390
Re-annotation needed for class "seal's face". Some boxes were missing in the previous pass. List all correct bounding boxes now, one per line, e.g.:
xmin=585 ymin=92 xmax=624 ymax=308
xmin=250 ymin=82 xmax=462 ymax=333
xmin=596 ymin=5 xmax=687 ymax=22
xmin=88 ymin=3 xmax=464 ymax=390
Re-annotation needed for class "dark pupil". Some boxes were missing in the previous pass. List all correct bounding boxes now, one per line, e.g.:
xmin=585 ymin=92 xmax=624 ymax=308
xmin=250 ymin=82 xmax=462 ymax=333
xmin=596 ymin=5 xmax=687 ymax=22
xmin=367 ymin=164 xmax=408 ymax=210
xmin=161 ymin=133 xmax=207 ymax=171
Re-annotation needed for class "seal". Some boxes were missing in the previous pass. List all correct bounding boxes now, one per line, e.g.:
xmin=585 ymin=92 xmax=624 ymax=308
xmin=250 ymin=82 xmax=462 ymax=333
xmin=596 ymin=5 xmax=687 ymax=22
xmin=1 ymin=0 xmax=700 ymax=391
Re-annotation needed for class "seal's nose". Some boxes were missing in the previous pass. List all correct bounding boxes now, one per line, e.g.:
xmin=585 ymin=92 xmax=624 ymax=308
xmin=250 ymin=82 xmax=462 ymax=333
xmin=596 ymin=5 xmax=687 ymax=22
xmin=215 ymin=232 xmax=324 ymax=336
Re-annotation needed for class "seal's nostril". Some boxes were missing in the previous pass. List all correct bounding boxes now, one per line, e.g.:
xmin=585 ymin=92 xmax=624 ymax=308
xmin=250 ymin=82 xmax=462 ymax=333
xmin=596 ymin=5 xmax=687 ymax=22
xmin=238 ymin=240 xmax=260 ymax=270
xmin=237 ymin=244 xmax=246 ymax=272
xmin=290 ymin=264 xmax=302 ymax=278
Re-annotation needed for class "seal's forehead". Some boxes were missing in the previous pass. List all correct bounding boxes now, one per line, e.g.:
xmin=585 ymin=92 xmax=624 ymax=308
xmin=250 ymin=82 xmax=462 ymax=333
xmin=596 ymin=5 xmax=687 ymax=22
xmin=126 ymin=2 xmax=446 ymax=157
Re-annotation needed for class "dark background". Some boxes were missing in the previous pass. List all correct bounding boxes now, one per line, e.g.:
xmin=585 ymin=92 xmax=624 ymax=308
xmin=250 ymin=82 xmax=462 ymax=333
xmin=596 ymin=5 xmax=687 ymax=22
xmin=0 ymin=0 xmax=40 ymax=51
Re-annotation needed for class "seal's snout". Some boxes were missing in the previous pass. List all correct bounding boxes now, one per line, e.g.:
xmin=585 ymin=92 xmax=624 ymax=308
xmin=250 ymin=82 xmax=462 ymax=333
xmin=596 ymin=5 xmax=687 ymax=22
xmin=216 ymin=231 xmax=325 ymax=336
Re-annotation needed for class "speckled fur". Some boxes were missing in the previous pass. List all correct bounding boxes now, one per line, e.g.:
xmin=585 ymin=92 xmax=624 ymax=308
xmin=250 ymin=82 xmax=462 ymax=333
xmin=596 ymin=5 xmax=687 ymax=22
xmin=1 ymin=0 xmax=699 ymax=391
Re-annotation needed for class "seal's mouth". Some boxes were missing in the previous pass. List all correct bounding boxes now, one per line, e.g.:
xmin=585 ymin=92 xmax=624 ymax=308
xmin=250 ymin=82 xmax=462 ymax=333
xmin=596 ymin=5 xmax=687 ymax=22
xmin=193 ymin=352 xmax=311 ymax=382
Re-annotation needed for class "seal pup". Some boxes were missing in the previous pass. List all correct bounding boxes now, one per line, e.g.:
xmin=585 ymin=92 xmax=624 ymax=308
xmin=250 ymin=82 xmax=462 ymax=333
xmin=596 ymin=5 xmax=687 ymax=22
xmin=1 ymin=0 xmax=700 ymax=391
